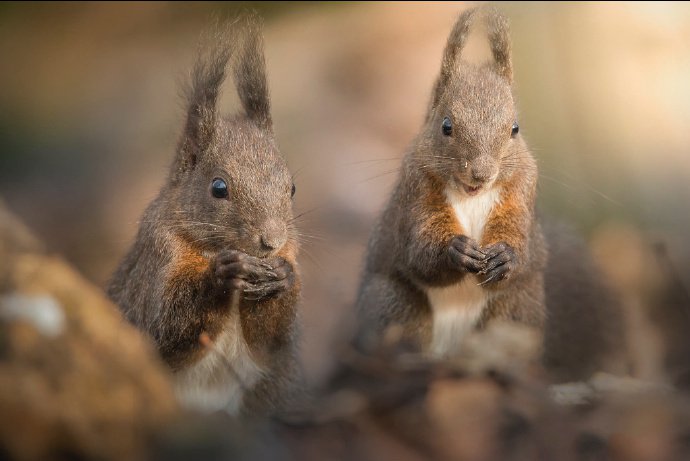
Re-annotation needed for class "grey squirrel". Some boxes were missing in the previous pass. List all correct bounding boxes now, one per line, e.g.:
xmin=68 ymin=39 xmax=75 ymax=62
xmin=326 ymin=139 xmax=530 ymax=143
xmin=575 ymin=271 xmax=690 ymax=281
xmin=108 ymin=16 xmax=302 ymax=415
xmin=356 ymin=6 xmax=626 ymax=380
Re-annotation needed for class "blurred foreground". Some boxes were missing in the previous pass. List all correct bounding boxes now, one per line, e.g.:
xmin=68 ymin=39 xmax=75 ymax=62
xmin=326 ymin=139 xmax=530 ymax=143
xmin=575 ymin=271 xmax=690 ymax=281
xmin=2 ymin=202 xmax=690 ymax=460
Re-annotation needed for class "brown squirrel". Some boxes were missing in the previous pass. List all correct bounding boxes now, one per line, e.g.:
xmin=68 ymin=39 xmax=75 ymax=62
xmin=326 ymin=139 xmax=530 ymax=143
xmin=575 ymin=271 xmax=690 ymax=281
xmin=356 ymin=6 xmax=625 ymax=380
xmin=108 ymin=16 xmax=302 ymax=415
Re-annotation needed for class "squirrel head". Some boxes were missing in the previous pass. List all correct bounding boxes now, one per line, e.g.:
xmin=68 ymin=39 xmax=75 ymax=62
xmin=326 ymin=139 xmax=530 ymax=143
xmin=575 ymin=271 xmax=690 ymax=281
xmin=166 ymin=15 xmax=294 ymax=257
xmin=421 ymin=7 xmax=522 ymax=196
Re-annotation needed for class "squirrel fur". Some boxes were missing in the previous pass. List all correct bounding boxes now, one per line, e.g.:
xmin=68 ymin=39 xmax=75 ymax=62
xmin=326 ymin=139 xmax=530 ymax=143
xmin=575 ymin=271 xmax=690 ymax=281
xmin=356 ymin=6 xmax=626 ymax=380
xmin=108 ymin=16 xmax=302 ymax=415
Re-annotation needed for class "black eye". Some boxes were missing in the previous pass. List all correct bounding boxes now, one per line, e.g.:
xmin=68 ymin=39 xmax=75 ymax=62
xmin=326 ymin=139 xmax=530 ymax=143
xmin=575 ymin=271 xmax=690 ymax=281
xmin=291 ymin=183 xmax=296 ymax=198
xmin=511 ymin=121 xmax=519 ymax=138
xmin=442 ymin=116 xmax=453 ymax=136
xmin=211 ymin=178 xmax=228 ymax=199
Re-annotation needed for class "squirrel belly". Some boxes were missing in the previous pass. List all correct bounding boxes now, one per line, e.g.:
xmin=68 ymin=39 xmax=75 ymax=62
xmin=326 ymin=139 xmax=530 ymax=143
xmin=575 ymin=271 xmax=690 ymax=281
xmin=172 ymin=292 xmax=264 ymax=415
xmin=426 ymin=185 xmax=501 ymax=356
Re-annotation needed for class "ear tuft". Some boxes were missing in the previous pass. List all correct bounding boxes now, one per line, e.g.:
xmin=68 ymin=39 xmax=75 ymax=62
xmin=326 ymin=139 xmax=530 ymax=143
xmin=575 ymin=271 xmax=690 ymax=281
xmin=487 ymin=6 xmax=513 ymax=84
xmin=428 ymin=7 xmax=479 ymax=116
xmin=234 ymin=13 xmax=272 ymax=131
xmin=175 ymin=20 xmax=238 ymax=177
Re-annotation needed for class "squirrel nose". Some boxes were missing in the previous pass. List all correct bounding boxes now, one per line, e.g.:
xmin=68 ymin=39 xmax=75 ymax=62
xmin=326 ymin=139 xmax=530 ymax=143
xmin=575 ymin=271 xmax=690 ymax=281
xmin=471 ymin=167 xmax=493 ymax=184
xmin=260 ymin=222 xmax=287 ymax=252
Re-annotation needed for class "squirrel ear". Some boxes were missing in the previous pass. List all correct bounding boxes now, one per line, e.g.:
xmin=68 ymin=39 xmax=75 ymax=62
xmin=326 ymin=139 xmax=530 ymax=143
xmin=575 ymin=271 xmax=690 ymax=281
xmin=176 ymin=24 xmax=235 ymax=174
xmin=428 ymin=7 xmax=479 ymax=115
xmin=487 ymin=7 xmax=513 ymax=84
xmin=234 ymin=14 xmax=272 ymax=131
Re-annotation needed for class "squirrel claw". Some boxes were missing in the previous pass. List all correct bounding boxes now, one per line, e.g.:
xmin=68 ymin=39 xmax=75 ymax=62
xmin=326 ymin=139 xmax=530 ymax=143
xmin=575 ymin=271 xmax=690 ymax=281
xmin=213 ymin=250 xmax=294 ymax=300
xmin=449 ymin=235 xmax=486 ymax=273
xmin=475 ymin=242 xmax=515 ymax=286
xmin=477 ymin=264 xmax=510 ymax=286
xmin=477 ymin=275 xmax=495 ymax=286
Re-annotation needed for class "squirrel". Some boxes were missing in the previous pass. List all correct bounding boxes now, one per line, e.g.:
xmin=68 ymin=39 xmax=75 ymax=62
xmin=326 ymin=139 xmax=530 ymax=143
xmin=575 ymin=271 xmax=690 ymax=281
xmin=108 ymin=16 xmax=302 ymax=416
xmin=355 ymin=6 xmax=626 ymax=380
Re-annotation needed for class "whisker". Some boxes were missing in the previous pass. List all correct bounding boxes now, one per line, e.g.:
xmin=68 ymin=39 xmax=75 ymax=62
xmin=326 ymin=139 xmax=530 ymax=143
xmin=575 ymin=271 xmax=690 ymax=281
xmin=290 ymin=207 xmax=323 ymax=224
xmin=341 ymin=157 xmax=404 ymax=166
xmin=296 ymin=244 xmax=323 ymax=272
xmin=359 ymin=168 xmax=402 ymax=184
xmin=538 ymin=170 xmax=623 ymax=207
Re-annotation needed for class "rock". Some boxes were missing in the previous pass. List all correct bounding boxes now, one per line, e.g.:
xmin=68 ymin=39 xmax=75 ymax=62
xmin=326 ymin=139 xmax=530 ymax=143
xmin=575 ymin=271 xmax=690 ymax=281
xmin=0 ymin=199 xmax=178 ymax=461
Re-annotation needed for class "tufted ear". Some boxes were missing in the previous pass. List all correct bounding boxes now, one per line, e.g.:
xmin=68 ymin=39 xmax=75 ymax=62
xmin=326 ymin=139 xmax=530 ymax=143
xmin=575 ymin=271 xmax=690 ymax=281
xmin=174 ymin=23 xmax=236 ymax=179
xmin=428 ymin=7 xmax=479 ymax=117
xmin=487 ymin=6 xmax=513 ymax=84
xmin=234 ymin=14 xmax=272 ymax=131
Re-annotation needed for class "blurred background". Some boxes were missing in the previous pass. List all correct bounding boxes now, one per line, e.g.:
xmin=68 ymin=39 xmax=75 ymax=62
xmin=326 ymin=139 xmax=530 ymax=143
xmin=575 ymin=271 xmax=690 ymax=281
xmin=1 ymin=1 xmax=689 ymax=386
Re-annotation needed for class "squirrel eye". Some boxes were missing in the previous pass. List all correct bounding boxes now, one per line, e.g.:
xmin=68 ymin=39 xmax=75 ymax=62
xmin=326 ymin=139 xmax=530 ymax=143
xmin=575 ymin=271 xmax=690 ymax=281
xmin=511 ymin=121 xmax=519 ymax=138
xmin=442 ymin=116 xmax=453 ymax=136
xmin=211 ymin=178 xmax=228 ymax=199
xmin=291 ymin=183 xmax=296 ymax=198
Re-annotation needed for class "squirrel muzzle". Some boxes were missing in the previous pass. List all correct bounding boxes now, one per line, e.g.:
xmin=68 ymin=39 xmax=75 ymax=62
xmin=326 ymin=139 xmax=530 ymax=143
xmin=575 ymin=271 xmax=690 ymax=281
xmin=259 ymin=220 xmax=288 ymax=255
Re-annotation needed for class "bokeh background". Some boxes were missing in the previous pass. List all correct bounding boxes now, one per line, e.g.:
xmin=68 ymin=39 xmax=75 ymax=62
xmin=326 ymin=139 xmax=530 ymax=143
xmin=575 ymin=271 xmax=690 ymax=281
xmin=2 ymin=1 xmax=689 ymax=385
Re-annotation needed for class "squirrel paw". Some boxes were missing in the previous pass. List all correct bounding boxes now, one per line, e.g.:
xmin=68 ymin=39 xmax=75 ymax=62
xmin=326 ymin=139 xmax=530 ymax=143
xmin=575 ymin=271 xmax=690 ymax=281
xmin=212 ymin=250 xmax=294 ymax=300
xmin=449 ymin=235 xmax=487 ymax=273
xmin=477 ymin=242 xmax=515 ymax=286
xmin=243 ymin=256 xmax=294 ymax=300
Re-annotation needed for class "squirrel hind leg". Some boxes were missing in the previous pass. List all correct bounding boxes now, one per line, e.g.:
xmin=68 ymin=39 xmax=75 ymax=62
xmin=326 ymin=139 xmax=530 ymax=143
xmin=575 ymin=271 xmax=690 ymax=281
xmin=355 ymin=274 xmax=431 ymax=354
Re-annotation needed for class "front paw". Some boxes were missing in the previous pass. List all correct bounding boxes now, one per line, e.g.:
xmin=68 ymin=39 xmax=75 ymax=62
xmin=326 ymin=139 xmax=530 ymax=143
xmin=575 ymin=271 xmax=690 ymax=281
xmin=211 ymin=250 xmax=293 ymax=300
xmin=448 ymin=235 xmax=487 ymax=273
xmin=477 ymin=242 xmax=516 ymax=286
xmin=242 ymin=256 xmax=294 ymax=300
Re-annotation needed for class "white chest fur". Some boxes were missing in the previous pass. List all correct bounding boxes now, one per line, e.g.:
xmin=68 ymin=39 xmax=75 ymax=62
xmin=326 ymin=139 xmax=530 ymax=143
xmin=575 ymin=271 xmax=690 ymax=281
xmin=172 ymin=296 xmax=264 ymax=415
xmin=426 ymin=186 xmax=501 ymax=357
